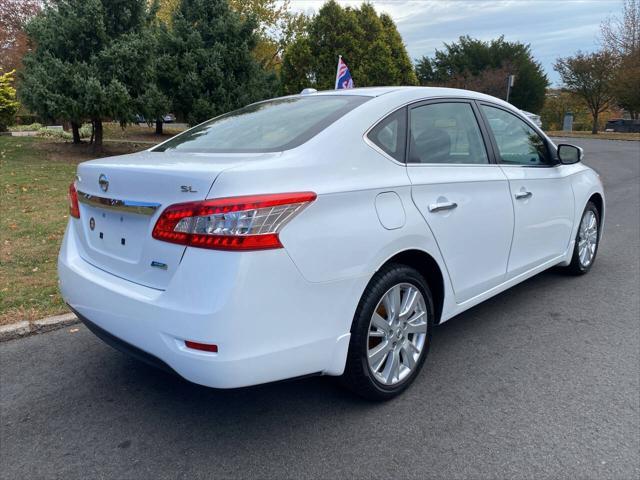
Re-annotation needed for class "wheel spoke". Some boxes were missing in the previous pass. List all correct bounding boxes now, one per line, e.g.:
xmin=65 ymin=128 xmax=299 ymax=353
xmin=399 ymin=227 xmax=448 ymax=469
xmin=405 ymin=311 xmax=427 ymax=334
xmin=371 ymin=312 xmax=390 ymax=332
xmin=383 ymin=348 xmax=400 ymax=383
xmin=578 ymin=243 xmax=586 ymax=257
xmin=368 ymin=341 xmax=391 ymax=372
xmin=406 ymin=310 xmax=425 ymax=323
xmin=401 ymin=344 xmax=416 ymax=369
xmin=580 ymin=220 xmax=588 ymax=235
xmin=405 ymin=321 xmax=427 ymax=335
xmin=383 ymin=286 xmax=401 ymax=322
xmin=580 ymin=246 xmax=589 ymax=265
xmin=400 ymin=287 xmax=418 ymax=318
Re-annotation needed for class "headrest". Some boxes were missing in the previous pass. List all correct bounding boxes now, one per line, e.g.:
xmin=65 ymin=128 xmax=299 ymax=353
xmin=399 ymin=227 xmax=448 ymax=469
xmin=415 ymin=128 xmax=450 ymax=163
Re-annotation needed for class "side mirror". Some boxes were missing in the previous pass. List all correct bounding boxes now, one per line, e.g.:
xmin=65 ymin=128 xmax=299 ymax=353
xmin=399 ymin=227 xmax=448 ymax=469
xmin=557 ymin=144 xmax=583 ymax=164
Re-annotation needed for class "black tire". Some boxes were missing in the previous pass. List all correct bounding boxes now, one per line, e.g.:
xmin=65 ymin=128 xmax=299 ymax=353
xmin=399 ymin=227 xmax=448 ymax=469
xmin=341 ymin=263 xmax=434 ymax=401
xmin=562 ymin=201 xmax=601 ymax=275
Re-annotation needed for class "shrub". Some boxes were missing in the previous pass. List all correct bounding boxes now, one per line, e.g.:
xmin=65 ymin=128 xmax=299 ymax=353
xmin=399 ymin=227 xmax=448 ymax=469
xmin=36 ymin=128 xmax=71 ymax=140
xmin=78 ymin=123 xmax=92 ymax=139
xmin=8 ymin=122 xmax=42 ymax=132
xmin=0 ymin=70 xmax=20 ymax=131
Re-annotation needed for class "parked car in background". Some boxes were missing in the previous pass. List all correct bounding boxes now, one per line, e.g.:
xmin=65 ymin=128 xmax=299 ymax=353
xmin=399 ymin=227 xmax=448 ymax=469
xmin=163 ymin=113 xmax=176 ymax=123
xmin=60 ymin=87 xmax=605 ymax=400
xmin=520 ymin=110 xmax=542 ymax=128
xmin=604 ymin=118 xmax=640 ymax=133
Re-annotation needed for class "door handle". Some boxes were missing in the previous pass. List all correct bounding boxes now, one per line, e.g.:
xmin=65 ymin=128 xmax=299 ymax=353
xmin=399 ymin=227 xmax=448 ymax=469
xmin=515 ymin=191 xmax=533 ymax=200
xmin=428 ymin=201 xmax=458 ymax=213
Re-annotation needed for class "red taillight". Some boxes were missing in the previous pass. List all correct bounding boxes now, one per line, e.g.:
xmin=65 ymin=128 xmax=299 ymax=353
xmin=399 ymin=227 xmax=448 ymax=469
xmin=68 ymin=182 xmax=80 ymax=218
xmin=185 ymin=341 xmax=218 ymax=353
xmin=152 ymin=192 xmax=316 ymax=251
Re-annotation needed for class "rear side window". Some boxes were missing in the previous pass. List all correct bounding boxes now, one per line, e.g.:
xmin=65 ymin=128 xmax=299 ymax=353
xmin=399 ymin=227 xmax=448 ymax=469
xmin=367 ymin=108 xmax=407 ymax=162
xmin=154 ymin=96 xmax=369 ymax=153
xmin=408 ymin=102 xmax=489 ymax=164
xmin=481 ymin=105 xmax=551 ymax=166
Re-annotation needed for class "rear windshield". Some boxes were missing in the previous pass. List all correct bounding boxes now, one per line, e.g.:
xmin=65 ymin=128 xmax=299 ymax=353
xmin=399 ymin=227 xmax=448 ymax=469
xmin=153 ymin=95 xmax=369 ymax=153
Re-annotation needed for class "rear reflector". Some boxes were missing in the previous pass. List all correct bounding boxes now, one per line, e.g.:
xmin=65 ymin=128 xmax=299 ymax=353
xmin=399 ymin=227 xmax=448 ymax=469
xmin=152 ymin=192 xmax=316 ymax=251
xmin=185 ymin=340 xmax=218 ymax=353
xmin=68 ymin=182 xmax=80 ymax=219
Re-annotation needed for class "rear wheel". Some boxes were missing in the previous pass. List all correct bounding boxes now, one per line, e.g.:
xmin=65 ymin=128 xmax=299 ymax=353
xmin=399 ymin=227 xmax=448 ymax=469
xmin=341 ymin=264 xmax=433 ymax=400
xmin=563 ymin=201 xmax=600 ymax=275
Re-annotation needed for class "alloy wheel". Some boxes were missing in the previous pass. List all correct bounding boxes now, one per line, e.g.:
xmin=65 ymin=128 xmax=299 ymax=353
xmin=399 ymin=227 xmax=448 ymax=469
xmin=578 ymin=209 xmax=598 ymax=267
xmin=367 ymin=283 xmax=428 ymax=386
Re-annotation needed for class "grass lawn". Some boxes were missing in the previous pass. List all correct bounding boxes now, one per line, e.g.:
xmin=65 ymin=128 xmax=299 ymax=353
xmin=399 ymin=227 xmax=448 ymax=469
xmin=102 ymin=122 xmax=185 ymax=143
xmin=0 ymin=136 xmax=149 ymax=325
xmin=546 ymin=130 xmax=640 ymax=141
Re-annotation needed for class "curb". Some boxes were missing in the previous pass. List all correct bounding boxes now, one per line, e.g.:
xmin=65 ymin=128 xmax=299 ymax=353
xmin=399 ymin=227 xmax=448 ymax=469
xmin=0 ymin=313 xmax=79 ymax=342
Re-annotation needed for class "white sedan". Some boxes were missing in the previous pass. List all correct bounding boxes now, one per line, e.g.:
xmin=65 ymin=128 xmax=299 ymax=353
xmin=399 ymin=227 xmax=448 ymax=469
xmin=59 ymin=87 xmax=604 ymax=400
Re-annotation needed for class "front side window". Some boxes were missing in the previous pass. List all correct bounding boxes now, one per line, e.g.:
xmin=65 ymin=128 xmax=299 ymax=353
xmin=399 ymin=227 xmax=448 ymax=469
xmin=367 ymin=108 xmax=407 ymax=162
xmin=481 ymin=105 xmax=551 ymax=166
xmin=154 ymin=96 xmax=369 ymax=153
xmin=408 ymin=102 xmax=489 ymax=164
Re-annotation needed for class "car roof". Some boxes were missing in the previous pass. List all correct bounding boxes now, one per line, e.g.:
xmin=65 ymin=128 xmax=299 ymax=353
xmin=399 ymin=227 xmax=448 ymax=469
xmin=308 ymin=87 xmax=404 ymax=97
xmin=303 ymin=86 xmax=514 ymax=108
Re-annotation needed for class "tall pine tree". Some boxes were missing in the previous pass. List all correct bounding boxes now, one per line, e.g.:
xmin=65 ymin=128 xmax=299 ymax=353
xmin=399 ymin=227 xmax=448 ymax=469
xmin=20 ymin=0 xmax=159 ymax=147
xmin=157 ymin=0 xmax=278 ymax=125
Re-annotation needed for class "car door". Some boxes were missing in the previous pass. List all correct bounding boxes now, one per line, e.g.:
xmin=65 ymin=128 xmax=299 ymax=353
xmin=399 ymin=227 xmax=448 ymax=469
xmin=478 ymin=103 xmax=574 ymax=278
xmin=405 ymin=100 xmax=514 ymax=304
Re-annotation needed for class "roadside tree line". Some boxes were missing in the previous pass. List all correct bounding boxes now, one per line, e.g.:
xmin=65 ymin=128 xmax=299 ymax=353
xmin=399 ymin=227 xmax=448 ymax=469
xmin=554 ymin=0 xmax=639 ymax=133
xmin=4 ymin=0 xmax=549 ymax=145
xmin=6 ymin=0 xmax=418 ymax=148
xmin=17 ymin=0 xmax=281 ymax=147
xmin=2 ymin=0 xmax=636 ymax=141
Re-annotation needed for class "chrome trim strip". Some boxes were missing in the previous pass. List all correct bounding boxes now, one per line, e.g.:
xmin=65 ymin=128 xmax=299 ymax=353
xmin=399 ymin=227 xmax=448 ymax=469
xmin=77 ymin=190 xmax=161 ymax=216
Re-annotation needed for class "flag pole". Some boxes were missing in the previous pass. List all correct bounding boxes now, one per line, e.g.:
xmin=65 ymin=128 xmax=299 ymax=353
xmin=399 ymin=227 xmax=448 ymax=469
xmin=335 ymin=55 xmax=341 ymax=90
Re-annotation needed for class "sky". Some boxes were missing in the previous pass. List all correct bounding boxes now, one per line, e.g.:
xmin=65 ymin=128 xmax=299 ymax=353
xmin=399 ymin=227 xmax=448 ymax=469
xmin=287 ymin=0 xmax=623 ymax=85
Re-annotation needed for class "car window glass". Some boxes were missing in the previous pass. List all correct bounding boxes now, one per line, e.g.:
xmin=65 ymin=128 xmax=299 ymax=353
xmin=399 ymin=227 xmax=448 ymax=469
xmin=481 ymin=105 xmax=551 ymax=165
xmin=154 ymin=96 xmax=370 ymax=153
xmin=408 ymin=103 xmax=488 ymax=164
xmin=367 ymin=108 xmax=406 ymax=162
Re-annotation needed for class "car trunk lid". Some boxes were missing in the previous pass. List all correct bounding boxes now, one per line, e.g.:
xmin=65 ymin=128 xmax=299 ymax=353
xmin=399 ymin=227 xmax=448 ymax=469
xmin=72 ymin=151 xmax=272 ymax=289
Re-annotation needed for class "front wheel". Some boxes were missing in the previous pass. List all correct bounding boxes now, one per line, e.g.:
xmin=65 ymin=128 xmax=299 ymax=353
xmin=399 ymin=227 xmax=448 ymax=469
xmin=563 ymin=201 xmax=601 ymax=275
xmin=341 ymin=264 xmax=433 ymax=401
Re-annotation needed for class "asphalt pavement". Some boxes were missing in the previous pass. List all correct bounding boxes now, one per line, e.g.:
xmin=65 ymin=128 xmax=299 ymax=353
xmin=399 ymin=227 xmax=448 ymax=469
xmin=1 ymin=137 xmax=639 ymax=479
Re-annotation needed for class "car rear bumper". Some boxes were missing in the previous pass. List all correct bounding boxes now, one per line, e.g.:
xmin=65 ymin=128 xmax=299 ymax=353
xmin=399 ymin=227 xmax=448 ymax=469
xmin=74 ymin=310 xmax=178 ymax=375
xmin=58 ymin=223 xmax=364 ymax=388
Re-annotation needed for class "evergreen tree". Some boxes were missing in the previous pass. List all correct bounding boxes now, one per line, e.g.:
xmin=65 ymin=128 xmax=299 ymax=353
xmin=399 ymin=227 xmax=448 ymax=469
xmin=20 ymin=0 xmax=159 ymax=147
xmin=416 ymin=36 xmax=549 ymax=113
xmin=281 ymin=1 xmax=417 ymax=94
xmin=158 ymin=0 xmax=278 ymax=126
xmin=414 ymin=56 xmax=435 ymax=85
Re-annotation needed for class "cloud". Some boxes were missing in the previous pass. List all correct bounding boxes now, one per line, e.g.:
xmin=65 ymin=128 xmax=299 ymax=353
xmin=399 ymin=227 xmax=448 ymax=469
xmin=287 ymin=0 xmax=620 ymax=85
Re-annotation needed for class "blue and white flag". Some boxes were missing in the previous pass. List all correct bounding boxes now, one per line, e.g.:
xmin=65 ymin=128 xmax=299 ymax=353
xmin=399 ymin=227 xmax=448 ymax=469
xmin=335 ymin=56 xmax=354 ymax=89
